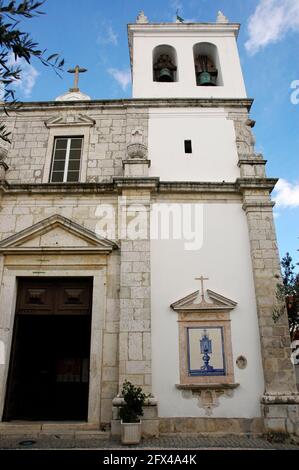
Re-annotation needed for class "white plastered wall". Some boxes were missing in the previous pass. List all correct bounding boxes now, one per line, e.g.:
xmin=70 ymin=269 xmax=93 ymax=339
xmin=151 ymin=202 xmax=264 ymax=418
xmin=148 ymin=108 xmax=239 ymax=182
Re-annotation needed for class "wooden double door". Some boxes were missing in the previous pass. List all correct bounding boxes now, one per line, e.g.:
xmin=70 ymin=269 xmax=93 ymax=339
xmin=4 ymin=278 xmax=93 ymax=421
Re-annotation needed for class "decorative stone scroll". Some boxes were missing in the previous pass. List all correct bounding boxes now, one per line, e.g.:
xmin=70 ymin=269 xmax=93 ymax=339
xmin=216 ymin=11 xmax=229 ymax=24
xmin=234 ymin=119 xmax=256 ymax=159
xmin=176 ymin=383 xmax=239 ymax=416
xmin=123 ymin=128 xmax=150 ymax=177
xmin=136 ymin=11 xmax=149 ymax=24
xmin=233 ymin=118 xmax=267 ymax=178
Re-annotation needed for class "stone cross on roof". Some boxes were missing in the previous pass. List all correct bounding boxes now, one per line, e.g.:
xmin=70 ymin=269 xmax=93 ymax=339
xmin=195 ymin=276 xmax=209 ymax=302
xmin=67 ymin=65 xmax=87 ymax=92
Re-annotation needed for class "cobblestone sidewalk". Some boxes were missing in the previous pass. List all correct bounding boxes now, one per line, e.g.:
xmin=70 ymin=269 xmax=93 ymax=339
xmin=0 ymin=435 xmax=298 ymax=450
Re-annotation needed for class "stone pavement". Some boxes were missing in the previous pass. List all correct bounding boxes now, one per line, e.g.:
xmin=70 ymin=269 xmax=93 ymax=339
xmin=0 ymin=434 xmax=298 ymax=450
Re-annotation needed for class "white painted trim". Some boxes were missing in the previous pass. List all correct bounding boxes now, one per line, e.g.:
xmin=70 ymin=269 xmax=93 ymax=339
xmin=63 ymin=137 xmax=71 ymax=182
xmin=43 ymin=126 xmax=91 ymax=184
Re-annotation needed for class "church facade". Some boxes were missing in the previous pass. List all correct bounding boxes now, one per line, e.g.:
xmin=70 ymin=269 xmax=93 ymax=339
xmin=0 ymin=12 xmax=298 ymax=437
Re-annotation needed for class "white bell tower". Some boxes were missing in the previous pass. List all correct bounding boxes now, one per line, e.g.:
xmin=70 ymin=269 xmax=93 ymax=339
xmin=127 ymin=13 xmax=250 ymax=182
xmin=128 ymin=12 xmax=247 ymax=99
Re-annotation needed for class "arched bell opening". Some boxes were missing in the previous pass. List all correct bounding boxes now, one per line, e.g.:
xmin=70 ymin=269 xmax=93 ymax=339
xmin=153 ymin=45 xmax=178 ymax=83
xmin=193 ymin=42 xmax=223 ymax=87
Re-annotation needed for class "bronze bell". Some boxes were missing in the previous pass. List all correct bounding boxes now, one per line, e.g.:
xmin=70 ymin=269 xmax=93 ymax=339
xmin=197 ymin=71 xmax=216 ymax=86
xmin=158 ymin=67 xmax=173 ymax=82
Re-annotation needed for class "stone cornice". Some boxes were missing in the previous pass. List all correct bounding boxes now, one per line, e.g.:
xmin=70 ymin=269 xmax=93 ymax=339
xmin=159 ymin=181 xmax=237 ymax=193
xmin=127 ymin=22 xmax=241 ymax=69
xmin=236 ymin=177 xmax=278 ymax=193
xmin=0 ymin=97 xmax=254 ymax=113
xmin=0 ymin=178 xmax=279 ymax=195
xmin=0 ymin=181 xmax=116 ymax=194
xmin=128 ymin=23 xmax=241 ymax=35
xmin=176 ymin=383 xmax=239 ymax=391
xmin=237 ymin=158 xmax=267 ymax=167
xmin=261 ymin=393 xmax=299 ymax=405
xmin=114 ymin=177 xmax=159 ymax=191
xmin=242 ymin=202 xmax=276 ymax=212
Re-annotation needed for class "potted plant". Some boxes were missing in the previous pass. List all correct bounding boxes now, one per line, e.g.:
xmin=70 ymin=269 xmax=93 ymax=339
xmin=119 ymin=380 xmax=146 ymax=444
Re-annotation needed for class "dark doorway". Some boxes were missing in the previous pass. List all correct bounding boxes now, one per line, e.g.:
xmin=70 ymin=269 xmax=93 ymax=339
xmin=4 ymin=277 xmax=93 ymax=421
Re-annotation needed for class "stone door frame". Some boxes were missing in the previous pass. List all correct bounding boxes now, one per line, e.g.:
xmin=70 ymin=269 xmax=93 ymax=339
xmin=0 ymin=261 xmax=106 ymax=427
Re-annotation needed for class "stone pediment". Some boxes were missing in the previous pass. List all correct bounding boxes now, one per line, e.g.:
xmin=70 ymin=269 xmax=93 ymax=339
xmin=45 ymin=113 xmax=95 ymax=128
xmin=171 ymin=289 xmax=237 ymax=312
xmin=0 ymin=214 xmax=118 ymax=254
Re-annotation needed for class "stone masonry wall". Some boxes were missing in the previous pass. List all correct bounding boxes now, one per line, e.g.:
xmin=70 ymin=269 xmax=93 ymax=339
xmin=3 ymin=105 xmax=149 ymax=184
xmin=243 ymin=191 xmax=297 ymax=394
xmin=0 ymin=191 xmax=121 ymax=425
xmin=119 ymin=190 xmax=152 ymax=394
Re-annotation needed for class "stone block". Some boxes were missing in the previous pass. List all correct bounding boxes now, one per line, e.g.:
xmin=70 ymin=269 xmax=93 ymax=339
xmin=142 ymin=419 xmax=159 ymax=438
xmin=121 ymin=273 xmax=143 ymax=287
xmin=120 ymin=307 xmax=134 ymax=319
xmin=100 ymin=398 xmax=113 ymax=423
xmin=287 ymin=404 xmax=299 ymax=422
xmin=136 ymin=307 xmax=152 ymax=322
xmin=144 ymin=374 xmax=151 ymax=386
xmin=159 ymin=419 xmax=172 ymax=434
xmin=129 ymin=332 xmax=143 ymax=360
xmin=142 ymin=406 xmax=158 ymax=420
xmin=132 ymin=261 xmax=150 ymax=273
xmin=120 ymin=319 xmax=150 ymax=332
xmin=143 ymin=332 xmax=151 ymax=360
xmin=112 ymin=134 xmax=125 ymax=143
xmin=123 ymin=374 xmax=144 ymax=385
xmin=120 ymin=298 xmax=143 ymax=309
xmin=110 ymin=419 xmax=121 ymax=436
xmin=106 ymin=299 xmax=119 ymax=320
xmin=101 ymin=381 xmax=118 ymax=399
xmin=132 ymin=241 xmax=149 ymax=252
xmin=286 ymin=419 xmax=295 ymax=435
xmin=102 ymin=366 xmax=118 ymax=382
xmin=264 ymin=404 xmax=289 ymax=419
xmin=121 ymin=241 xmax=133 ymax=252
xmin=112 ymin=406 xmax=119 ymax=420
xmin=103 ymin=168 xmax=114 ymax=176
xmin=103 ymin=333 xmax=118 ymax=366
xmin=119 ymin=332 xmax=128 ymax=359
xmin=126 ymin=360 xmax=151 ymax=374
xmin=120 ymin=287 xmax=131 ymax=299
xmin=100 ymin=119 xmax=112 ymax=127
xmin=131 ymin=286 xmax=150 ymax=299
xmin=264 ymin=418 xmax=286 ymax=433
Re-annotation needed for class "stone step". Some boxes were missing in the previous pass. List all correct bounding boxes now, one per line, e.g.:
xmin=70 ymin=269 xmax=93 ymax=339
xmin=0 ymin=422 xmax=110 ymax=439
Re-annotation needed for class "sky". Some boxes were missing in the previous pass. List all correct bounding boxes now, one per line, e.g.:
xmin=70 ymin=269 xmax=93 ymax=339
xmin=7 ymin=0 xmax=299 ymax=268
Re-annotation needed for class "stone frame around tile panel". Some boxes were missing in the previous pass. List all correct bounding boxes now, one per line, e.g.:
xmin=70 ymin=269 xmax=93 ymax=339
xmin=171 ymin=289 xmax=238 ymax=387
xmin=178 ymin=317 xmax=235 ymax=386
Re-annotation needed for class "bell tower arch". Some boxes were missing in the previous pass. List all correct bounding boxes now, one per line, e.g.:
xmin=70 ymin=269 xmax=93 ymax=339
xmin=153 ymin=45 xmax=178 ymax=83
xmin=193 ymin=42 xmax=223 ymax=87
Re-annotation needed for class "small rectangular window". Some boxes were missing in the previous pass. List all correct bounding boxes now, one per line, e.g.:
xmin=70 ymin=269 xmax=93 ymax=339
xmin=184 ymin=140 xmax=192 ymax=154
xmin=50 ymin=137 xmax=83 ymax=182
